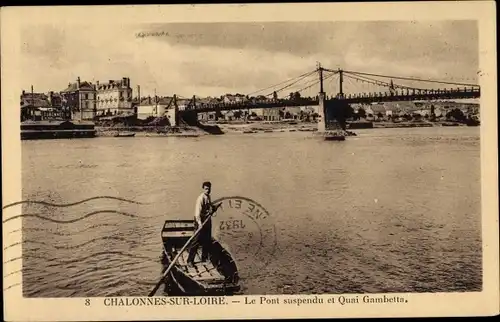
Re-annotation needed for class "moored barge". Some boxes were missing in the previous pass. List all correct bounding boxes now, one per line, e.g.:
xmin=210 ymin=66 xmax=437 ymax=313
xmin=21 ymin=120 xmax=96 ymax=140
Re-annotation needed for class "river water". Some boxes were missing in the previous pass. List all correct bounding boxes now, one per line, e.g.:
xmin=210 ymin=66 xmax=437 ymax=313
xmin=18 ymin=127 xmax=482 ymax=297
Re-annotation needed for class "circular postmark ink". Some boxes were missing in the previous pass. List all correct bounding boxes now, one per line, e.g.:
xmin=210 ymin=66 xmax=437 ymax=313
xmin=211 ymin=196 xmax=277 ymax=277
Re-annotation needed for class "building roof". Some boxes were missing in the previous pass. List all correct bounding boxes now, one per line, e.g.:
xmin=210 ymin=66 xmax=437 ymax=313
xmin=96 ymin=78 xmax=130 ymax=91
xmin=21 ymin=97 xmax=50 ymax=108
xmin=138 ymin=96 xmax=176 ymax=106
xmin=198 ymin=97 xmax=221 ymax=104
xmin=61 ymin=81 xmax=95 ymax=92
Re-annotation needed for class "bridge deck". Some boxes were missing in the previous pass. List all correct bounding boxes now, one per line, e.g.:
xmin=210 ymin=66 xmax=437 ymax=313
xmin=180 ymin=88 xmax=480 ymax=113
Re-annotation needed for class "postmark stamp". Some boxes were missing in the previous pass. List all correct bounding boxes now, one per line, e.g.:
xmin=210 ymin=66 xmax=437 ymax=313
xmin=211 ymin=196 xmax=278 ymax=278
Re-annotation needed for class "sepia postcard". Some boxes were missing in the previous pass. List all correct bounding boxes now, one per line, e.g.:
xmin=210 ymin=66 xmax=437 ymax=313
xmin=2 ymin=2 xmax=499 ymax=321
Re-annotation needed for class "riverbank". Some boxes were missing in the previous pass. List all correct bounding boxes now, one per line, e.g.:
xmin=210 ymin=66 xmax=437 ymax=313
xmin=215 ymin=121 xmax=318 ymax=133
xmin=95 ymin=125 xmax=209 ymax=137
xmin=212 ymin=120 xmax=474 ymax=134
xmin=94 ymin=119 xmax=477 ymax=137
xmin=371 ymin=121 xmax=471 ymax=128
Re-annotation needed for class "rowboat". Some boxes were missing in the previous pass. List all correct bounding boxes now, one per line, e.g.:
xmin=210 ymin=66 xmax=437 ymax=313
xmin=114 ymin=132 xmax=135 ymax=137
xmin=324 ymin=135 xmax=346 ymax=141
xmin=160 ymin=220 xmax=240 ymax=296
xmin=313 ymin=129 xmax=346 ymax=141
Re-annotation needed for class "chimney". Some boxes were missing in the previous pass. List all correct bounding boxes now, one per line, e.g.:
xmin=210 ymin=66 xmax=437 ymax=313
xmin=137 ymin=85 xmax=141 ymax=101
xmin=148 ymin=96 xmax=151 ymax=104
xmin=96 ymin=80 xmax=99 ymax=87
xmin=76 ymin=77 xmax=81 ymax=89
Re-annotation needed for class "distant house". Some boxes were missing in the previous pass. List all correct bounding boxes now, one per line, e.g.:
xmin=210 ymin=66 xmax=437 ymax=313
xmin=136 ymin=96 xmax=175 ymax=120
xmin=60 ymin=77 xmax=97 ymax=120
xmin=283 ymin=106 xmax=301 ymax=117
xmin=383 ymin=102 xmax=402 ymax=117
xmin=21 ymin=90 xmax=69 ymax=121
xmin=198 ymin=111 xmax=217 ymax=121
xmin=176 ymin=98 xmax=194 ymax=111
xmin=20 ymin=90 xmax=51 ymax=108
xmin=251 ymin=107 xmax=280 ymax=121
xmin=301 ymin=105 xmax=319 ymax=114
xmin=370 ymin=104 xmax=386 ymax=119
xmin=223 ymin=93 xmax=247 ymax=104
xmin=198 ymin=97 xmax=221 ymax=109
xmin=222 ymin=110 xmax=237 ymax=121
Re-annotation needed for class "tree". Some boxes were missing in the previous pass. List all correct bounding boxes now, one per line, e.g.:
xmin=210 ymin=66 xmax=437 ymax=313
xmin=234 ymin=110 xmax=242 ymax=119
xmin=327 ymin=100 xmax=355 ymax=130
xmin=215 ymin=110 xmax=223 ymax=120
xmin=446 ymin=108 xmax=466 ymax=122
xmin=412 ymin=113 xmax=422 ymax=121
xmin=403 ymin=113 xmax=412 ymax=121
xmin=357 ymin=107 xmax=366 ymax=119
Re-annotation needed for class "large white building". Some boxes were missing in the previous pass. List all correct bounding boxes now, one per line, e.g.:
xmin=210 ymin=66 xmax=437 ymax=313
xmin=95 ymin=78 xmax=133 ymax=116
xmin=136 ymin=97 xmax=175 ymax=120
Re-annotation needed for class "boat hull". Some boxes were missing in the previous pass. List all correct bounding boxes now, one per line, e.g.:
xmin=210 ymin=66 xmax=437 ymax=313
xmin=160 ymin=220 xmax=240 ymax=296
xmin=324 ymin=135 xmax=346 ymax=141
xmin=114 ymin=132 xmax=136 ymax=137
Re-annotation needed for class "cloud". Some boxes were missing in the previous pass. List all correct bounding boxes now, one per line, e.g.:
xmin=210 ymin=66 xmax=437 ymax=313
xmin=19 ymin=21 xmax=478 ymax=97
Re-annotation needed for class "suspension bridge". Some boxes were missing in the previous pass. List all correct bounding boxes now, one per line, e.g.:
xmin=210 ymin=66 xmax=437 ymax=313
xmin=166 ymin=64 xmax=480 ymax=132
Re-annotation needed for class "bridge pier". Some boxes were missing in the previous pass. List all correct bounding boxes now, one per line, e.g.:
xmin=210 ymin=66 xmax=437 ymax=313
xmin=166 ymin=106 xmax=179 ymax=126
xmin=317 ymin=92 xmax=344 ymax=132
xmin=317 ymin=92 xmax=327 ymax=132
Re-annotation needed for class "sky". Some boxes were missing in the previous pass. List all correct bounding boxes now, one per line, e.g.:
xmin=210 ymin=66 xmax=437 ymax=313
xmin=20 ymin=21 xmax=479 ymax=98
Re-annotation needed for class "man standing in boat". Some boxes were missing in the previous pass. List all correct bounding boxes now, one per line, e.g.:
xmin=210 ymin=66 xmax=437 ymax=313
xmin=187 ymin=181 xmax=220 ymax=265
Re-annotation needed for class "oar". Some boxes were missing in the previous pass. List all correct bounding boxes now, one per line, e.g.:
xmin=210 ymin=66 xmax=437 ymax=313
xmin=148 ymin=202 xmax=222 ymax=297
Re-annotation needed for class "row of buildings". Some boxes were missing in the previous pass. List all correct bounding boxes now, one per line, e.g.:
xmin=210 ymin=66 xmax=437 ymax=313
xmin=21 ymin=77 xmax=134 ymax=122
xmin=20 ymin=76 xmax=288 ymax=123
xmin=21 ymin=76 xmax=479 ymax=123
xmin=352 ymin=101 xmax=480 ymax=120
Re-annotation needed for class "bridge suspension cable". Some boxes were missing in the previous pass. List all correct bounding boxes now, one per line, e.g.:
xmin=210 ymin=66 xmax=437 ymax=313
xmin=246 ymin=69 xmax=317 ymax=97
xmin=263 ymin=69 xmax=323 ymax=97
xmin=294 ymin=71 xmax=338 ymax=95
xmin=343 ymin=72 xmax=429 ymax=92
xmin=344 ymin=69 xmax=479 ymax=88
